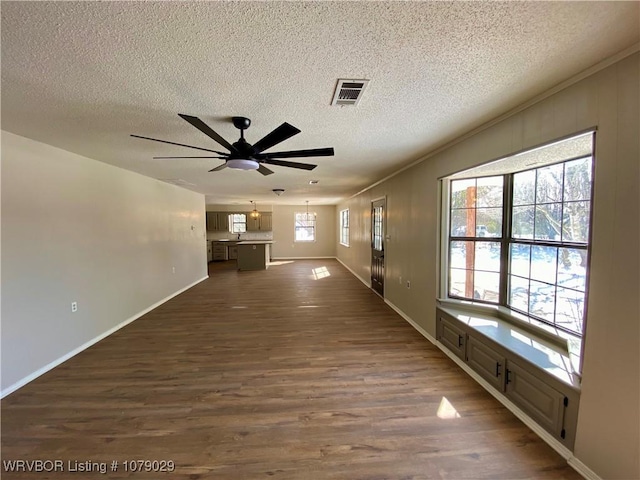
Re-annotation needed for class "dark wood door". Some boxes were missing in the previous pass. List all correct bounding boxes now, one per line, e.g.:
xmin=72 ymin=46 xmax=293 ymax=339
xmin=371 ymin=198 xmax=385 ymax=296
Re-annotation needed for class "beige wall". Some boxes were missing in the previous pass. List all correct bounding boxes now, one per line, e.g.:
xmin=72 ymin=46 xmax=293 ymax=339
xmin=337 ymin=53 xmax=639 ymax=479
xmin=1 ymin=132 xmax=208 ymax=394
xmin=271 ymin=205 xmax=336 ymax=258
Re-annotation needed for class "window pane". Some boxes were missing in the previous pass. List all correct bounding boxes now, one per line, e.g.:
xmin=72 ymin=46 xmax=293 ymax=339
xmin=450 ymin=209 xmax=473 ymax=236
xmin=564 ymin=157 xmax=592 ymax=202
xmin=509 ymin=244 xmax=530 ymax=278
xmin=449 ymin=268 xmax=470 ymax=298
xmin=562 ymin=201 xmax=590 ymax=243
xmin=474 ymin=271 xmax=500 ymax=302
xmin=474 ymin=242 xmax=501 ymax=272
xmin=451 ymin=179 xmax=476 ymax=208
xmin=534 ymin=203 xmax=562 ymax=240
xmin=555 ymin=287 xmax=585 ymax=334
xmin=509 ymin=275 xmax=529 ymax=312
xmin=450 ymin=241 xmax=473 ymax=269
xmin=476 ymin=176 xmax=503 ymax=208
xmin=295 ymin=227 xmax=315 ymax=241
xmin=557 ymin=248 xmax=587 ymax=291
xmin=529 ymin=280 xmax=555 ymax=322
xmin=530 ymin=245 xmax=557 ymax=283
xmin=512 ymin=206 xmax=534 ymax=239
xmin=513 ymin=170 xmax=535 ymax=206
xmin=536 ymin=163 xmax=564 ymax=204
xmin=476 ymin=208 xmax=502 ymax=237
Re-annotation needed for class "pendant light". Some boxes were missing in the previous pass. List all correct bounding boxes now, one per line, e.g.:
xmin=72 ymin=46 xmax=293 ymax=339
xmin=303 ymin=200 xmax=312 ymax=221
xmin=250 ymin=201 xmax=260 ymax=219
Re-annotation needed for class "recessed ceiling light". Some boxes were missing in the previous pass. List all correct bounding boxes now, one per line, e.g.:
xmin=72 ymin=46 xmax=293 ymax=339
xmin=309 ymin=180 xmax=319 ymax=185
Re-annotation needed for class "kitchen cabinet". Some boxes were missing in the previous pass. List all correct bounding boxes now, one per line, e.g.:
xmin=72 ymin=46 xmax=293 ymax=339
xmin=228 ymin=245 xmax=238 ymax=260
xmin=206 ymin=212 xmax=229 ymax=232
xmin=237 ymin=241 xmax=272 ymax=270
xmin=207 ymin=241 xmax=213 ymax=262
xmin=212 ymin=242 xmax=229 ymax=261
xmin=246 ymin=212 xmax=272 ymax=231
xmin=436 ymin=306 xmax=580 ymax=449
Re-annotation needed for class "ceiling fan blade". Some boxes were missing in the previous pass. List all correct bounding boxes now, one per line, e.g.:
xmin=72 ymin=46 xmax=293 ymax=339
xmin=262 ymin=159 xmax=317 ymax=170
xmin=257 ymin=164 xmax=275 ymax=176
xmin=153 ymin=156 xmax=227 ymax=159
xmin=178 ymin=114 xmax=239 ymax=153
xmin=131 ymin=134 xmax=226 ymax=155
xmin=257 ymin=147 xmax=334 ymax=159
xmin=208 ymin=163 xmax=228 ymax=172
xmin=251 ymin=122 xmax=301 ymax=153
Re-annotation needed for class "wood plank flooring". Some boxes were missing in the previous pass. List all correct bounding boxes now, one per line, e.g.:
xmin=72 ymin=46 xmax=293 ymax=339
xmin=1 ymin=259 xmax=582 ymax=479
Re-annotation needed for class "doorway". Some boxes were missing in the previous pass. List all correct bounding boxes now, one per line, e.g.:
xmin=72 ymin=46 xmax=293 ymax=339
xmin=371 ymin=198 xmax=385 ymax=297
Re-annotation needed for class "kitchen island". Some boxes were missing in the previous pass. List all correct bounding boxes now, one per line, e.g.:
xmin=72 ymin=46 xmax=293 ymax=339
xmin=236 ymin=241 xmax=273 ymax=271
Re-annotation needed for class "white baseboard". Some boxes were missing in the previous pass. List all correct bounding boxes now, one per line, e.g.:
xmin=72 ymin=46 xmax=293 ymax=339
xmin=1 ymin=275 xmax=209 ymax=398
xmin=335 ymin=257 xmax=371 ymax=288
xmin=567 ymin=457 xmax=602 ymax=480
xmin=384 ymin=299 xmax=437 ymax=345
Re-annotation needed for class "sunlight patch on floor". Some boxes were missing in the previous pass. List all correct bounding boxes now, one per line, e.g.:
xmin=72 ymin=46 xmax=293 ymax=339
xmin=312 ymin=266 xmax=330 ymax=280
xmin=437 ymin=396 xmax=461 ymax=419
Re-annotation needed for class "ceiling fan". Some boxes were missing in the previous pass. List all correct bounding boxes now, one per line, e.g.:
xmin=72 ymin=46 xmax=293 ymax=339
xmin=131 ymin=114 xmax=335 ymax=176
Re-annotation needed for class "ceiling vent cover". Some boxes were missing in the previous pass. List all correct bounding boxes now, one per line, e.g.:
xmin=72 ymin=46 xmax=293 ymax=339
xmin=331 ymin=79 xmax=369 ymax=106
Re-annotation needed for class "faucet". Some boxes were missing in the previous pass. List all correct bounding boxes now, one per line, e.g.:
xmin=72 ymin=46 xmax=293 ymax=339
xmin=237 ymin=233 xmax=241 ymax=240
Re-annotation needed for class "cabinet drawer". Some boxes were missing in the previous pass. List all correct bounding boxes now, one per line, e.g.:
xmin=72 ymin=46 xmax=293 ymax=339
xmin=505 ymin=360 xmax=565 ymax=436
xmin=467 ymin=335 xmax=505 ymax=390
xmin=439 ymin=316 xmax=466 ymax=360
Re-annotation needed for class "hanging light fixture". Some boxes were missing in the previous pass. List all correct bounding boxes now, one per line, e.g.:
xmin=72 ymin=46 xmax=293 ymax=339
xmin=250 ymin=201 xmax=260 ymax=219
xmin=303 ymin=200 xmax=312 ymax=221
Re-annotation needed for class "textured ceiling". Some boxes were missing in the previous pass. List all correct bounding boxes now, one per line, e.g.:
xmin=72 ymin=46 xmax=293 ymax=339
xmin=2 ymin=1 xmax=638 ymax=205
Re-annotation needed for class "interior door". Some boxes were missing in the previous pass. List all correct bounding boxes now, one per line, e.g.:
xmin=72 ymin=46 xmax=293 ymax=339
xmin=371 ymin=198 xmax=385 ymax=296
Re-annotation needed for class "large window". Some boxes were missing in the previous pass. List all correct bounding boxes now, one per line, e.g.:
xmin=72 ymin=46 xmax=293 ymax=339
xmin=229 ymin=213 xmax=246 ymax=234
xmin=446 ymin=133 xmax=594 ymax=337
xmin=340 ymin=209 xmax=350 ymax=246
xmin=295 ymin=211 xmax=316 ymax=242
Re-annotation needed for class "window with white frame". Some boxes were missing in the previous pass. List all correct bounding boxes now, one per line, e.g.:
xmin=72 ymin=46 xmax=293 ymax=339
xmin=295 ymin=211 xmax=316 ymax=242
xmin=229 ymin=213 xmax=246 ymax=234
xmin=445 ymin=132 xmax=594 ymax=338
xmin=340 ymin=209 xmax=350 ymax=246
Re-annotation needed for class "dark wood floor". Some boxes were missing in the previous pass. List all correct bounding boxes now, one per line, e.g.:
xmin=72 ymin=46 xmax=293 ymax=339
xmin=2 ymin=259 xmax=582 ymax=479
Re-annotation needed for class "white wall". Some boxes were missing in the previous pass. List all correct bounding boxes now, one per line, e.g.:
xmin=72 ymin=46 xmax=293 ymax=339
xmin=337 ymin=53 xmax=639 ymax=479
xmin=1 ymin=132 xmax=208 ymax=394
xmin=271 ymin=205 xmax=336 ymax=258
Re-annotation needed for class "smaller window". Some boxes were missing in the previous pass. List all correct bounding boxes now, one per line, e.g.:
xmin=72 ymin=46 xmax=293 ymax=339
xmin=295 ymin=211 xmax=316 ymax=242
xmin=340 ymin=209 xmax=350 ymax=246
xmin=229 ymin=213 xmax=246 ymax=234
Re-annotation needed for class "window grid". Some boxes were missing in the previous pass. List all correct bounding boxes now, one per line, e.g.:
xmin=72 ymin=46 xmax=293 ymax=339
xmin=295 ymin=212 xmax=316 ymax=242
xmin=229 ymin=213 xmax=246 ymax=234
xmin=340 ymin=209 xmax=350 ymax=246
xmin=448 ymin=153 xmax=592 ymax=337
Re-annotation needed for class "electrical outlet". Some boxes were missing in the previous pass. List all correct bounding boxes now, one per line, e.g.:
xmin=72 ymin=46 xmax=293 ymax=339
xmin=172 ymin=266 xmax=176 ymax=274
xmin=399 ymin=276 xmax=402 ymax=284
xmin=406 ymin=281 xmax=411 ymax=289
xmin=71 ymin=302 xmax=78 ymax=313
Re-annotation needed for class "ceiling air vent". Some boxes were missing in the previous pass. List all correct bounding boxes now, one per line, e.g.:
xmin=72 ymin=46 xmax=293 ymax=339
xmin=331 ymin=79 xmax=369 ymax=107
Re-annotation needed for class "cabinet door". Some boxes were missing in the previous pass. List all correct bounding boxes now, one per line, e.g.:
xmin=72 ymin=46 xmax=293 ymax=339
xmin=259 ymin=212 xmax=272 ymax=231
xmin=466 ymin=335 xmax=505 ymax=390
xmin=228 ymin=245 xmax=238 ymax=260
xmin=215 ymin=213 xmax=229 ymax=231
xmin=505 ymin=360 xmax=565 ymax=437
xmin=206 ymin=212 xmax=218 ymax=231
xmin=438 ymin=316 xmax=466 ymax=360
xmin=246 ymin=214 xmax=260 ymax=231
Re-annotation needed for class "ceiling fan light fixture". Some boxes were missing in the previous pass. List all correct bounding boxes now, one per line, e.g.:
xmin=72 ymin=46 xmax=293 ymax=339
xmin=227 ymin=158 xmax=259 ymax=170
xmin=272 ymin=188 xmax=285 ymax=196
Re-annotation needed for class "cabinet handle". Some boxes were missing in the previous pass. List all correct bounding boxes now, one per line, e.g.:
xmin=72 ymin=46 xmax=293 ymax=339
xmin=505 ymin=368 xmax=511 ymax=385
xmin=496 ymin=362 xmax=501 ymax=377
xmin=458 ymin=335 xmax=464 ymax=347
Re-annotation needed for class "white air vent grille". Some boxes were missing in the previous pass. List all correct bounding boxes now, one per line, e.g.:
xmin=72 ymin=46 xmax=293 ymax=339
xmin=331 ymin=79 xmax=369 ymax=106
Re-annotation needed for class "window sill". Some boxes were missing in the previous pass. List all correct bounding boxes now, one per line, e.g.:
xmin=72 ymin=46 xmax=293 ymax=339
xmin=339 ymin=242 xmax=350 ymax=247
xmin=437 ymin=298 xmax=582 ymax=387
